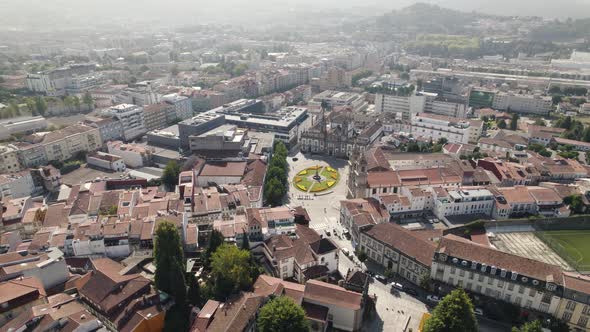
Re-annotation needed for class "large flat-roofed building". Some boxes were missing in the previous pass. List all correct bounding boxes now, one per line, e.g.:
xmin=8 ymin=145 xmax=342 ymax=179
xmin=310 ymin=90 xmax=367 ymax=112
xmin=162 ymin=93 xmax=193 ymax=121
xmin=178 ymin=113 xmax=226 ymax=150
xmin=143 ymin=102 xmax=174 ymax=131
xmin=189 ymin=124 xmax=246 ymax=153
xmin=179 ymin=100 xmax=308 ymax=149
xmin=0 ymin=116 xmax=48 ymax=140
xmin=222 ymin=106 xmax=310 ymax=146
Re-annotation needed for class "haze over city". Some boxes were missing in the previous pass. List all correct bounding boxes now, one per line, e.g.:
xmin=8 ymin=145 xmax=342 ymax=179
xmin=1 ymin=1 xmax=590 ymax=332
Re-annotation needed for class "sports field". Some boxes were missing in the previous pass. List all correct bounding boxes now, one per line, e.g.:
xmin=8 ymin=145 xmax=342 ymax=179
xmin=537 ymin=230 xmax=590 ymax=271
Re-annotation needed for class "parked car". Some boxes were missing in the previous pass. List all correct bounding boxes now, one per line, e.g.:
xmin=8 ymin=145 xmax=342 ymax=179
xmin=474 ymin=308 xmax=484 ymax=316
xmin=427 ymin=295 xmax=441 ymax=303
xmin=375 ymin=275 xmax=387 ymax=284
xmin=325 ymin=230 xmax=331 ymax=237
xmin=404 ymin=288 xmax=418 ymax=296
xmin=390 ymin=282 xmax=404 ymax=291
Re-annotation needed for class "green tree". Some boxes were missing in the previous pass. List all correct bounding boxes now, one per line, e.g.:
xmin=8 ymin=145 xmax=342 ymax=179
xmin=154 ymin=222 xmax=186 ymax=296
xmin=424 ymin=289 xmax=478 ymax=332
xmin=73 ymin=96 xmax=81 ymax=110
xmin=162 ymin=160 xmax=181 ymax=191
xmin=241 ymin=233 xmax=250 ymax=250
xmin=203 ymin=229 xmax=225 ymax=269
xmin=510 ymin=113 xmax=519 ymax=130
xmin=534 ymin=118 xmax=546 ymax=126
xmin=497 ymin=119 xmax=507 ymax=129
xmin=25 ymin=97 xmax=37 ymax=115
xmin=83 ymin=91 xmax=94 ymax=109
xmin=356 ymin=248 xmax=368 ymax=263
xmin=264 ymin=177 xmax=286 ymax=206
xmin=552 ymin=95 xmax=563 ymax=105
xmin=257 ymin=296 xmax=310 ymax=332
xmin=187 ymin=273 xmax=202 ymax=307
xmin=564 ymin=194 xmax=585 ymax=214
xmin=512 ymin=320 xmax=543 ymax=332
xmin=211 ymin=244 xmax=253 ymax=299
xmin=154 ymin=221 xmax=189 ymax=331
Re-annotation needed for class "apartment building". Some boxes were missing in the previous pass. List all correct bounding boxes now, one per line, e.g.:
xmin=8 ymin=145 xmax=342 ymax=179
xmin=33 ymin=124 xmax=102 ymax=162
xmin=411 ymin=113 xmax=482 ymax=144
xmin=430 ymin=234 xmax=590 ymax=330
xmin=143 ymin=102 xmax=173 ymax=131
xmin=103 ymin=104 xmax=146 ymax=141
xmin=83 ymin=116 xmax=124 ymax=143
xmin=162 ymin=93 xmax=193 ymax=121
xmin=0 ymin=171 xmax=37 ymax=199
xmin=434 ymin=188 xmax=495 ymax=219
xmin=25 ymin=63 xmax=96 ymax=96
xmin=0 ymin=144 xmax=22 ymax=173
xmin=492 ymin=93 xmax=552 ymax=115
xmin=374 ymin=94 xmax=425 ymax=120
xmin=359 ymin=223 xmax=436 ymax=286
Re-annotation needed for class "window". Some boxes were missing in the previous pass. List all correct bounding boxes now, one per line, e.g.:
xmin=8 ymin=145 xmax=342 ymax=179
xmin=478 ymin=274 xmax=484 ymax=282
xmin=450 ymin=267 xmax=456 ymax=274
xmin=487 ymin=277 xmax=493 ymax=285
xmin=497 ymin=280 xmax=504 ymax=288
xmin=518 ymin=286 xmax=525 ymax=294
xmin=449 ymin=278 xmax=455 ymax=285
xmin=566 ymin=301 xmax=577 ymax=311
xmin=578 ymin=316 xmax=588 ymax=327
xmin=469 ymin=271 xmax=474 ymax=279
xmin=508 ymin=283 xmax=514 ymax=291
xmin=583 ymin=305 xmax=590 ymax=315
xmin=562 ymin=311 xmax=573 ymax=322
xmin=476 ymin=285 xmax=482 ymax=293
xmin=466 ymin=282 xmax=473 ymax=290
xmin=459 ymin=270 xmax=465 ymax=277
xmin=525 ymin=300 xmax=533 ymax=308
xmin=504 ymin=294 xmax=511 ymax=302
xmin=515 ymin=297 xmax=522 ymax=306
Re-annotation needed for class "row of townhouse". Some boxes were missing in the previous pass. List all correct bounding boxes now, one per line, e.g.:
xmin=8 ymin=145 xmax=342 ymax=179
xmin=357 ymin=223 xmax=590 ymax=331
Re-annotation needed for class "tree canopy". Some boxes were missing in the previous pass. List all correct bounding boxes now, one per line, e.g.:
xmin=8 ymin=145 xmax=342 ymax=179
xmin=424 ymin=289 xmax=478 ymax=332
xmin=162 ymin=160 xmax=181 ymax=191
xmin=264 ymin=141 xmax=288 ymax=206
xmin=512 ymin=320 xmax=543 ymax=332
xmin=257 ymin=296 xmax=310 ymax=332
xmin=211 ymin=244 xmax=253 ymax=299
xmin=154 ymin=221 xmax=189 ymax=332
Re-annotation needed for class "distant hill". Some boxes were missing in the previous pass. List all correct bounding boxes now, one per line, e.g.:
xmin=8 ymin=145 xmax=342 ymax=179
xmin=371 ymin=3 xmax=486 ymax=35
xmin=423 ymin=0 xmax=590 ymax=19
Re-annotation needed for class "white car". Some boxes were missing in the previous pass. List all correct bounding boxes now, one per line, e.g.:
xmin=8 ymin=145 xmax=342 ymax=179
xmin=341 ymin=248 xmax=350 ymax=256
xmin=390 ymin=282 xmax=403 ymax=291
xmin=474 ymin=308 xmax=484 ymax=316
xmin=427 ymin=295 xmax=441 ymax=303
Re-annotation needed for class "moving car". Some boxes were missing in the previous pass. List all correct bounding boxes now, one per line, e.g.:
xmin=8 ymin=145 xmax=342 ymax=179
xmin=390 ymin=282 xmax=403 ymax=291
xmin=474 ymin=308 xmax=484 ymax=316
xmin=375 ymin=275 xmax=387 ymax=284
xmin=341 ymin=248 xmax=350 ymax=256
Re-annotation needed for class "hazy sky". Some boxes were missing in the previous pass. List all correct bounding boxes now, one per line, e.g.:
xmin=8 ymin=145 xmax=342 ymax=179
xmin=1 ymin=0 xmax=590 ymax=31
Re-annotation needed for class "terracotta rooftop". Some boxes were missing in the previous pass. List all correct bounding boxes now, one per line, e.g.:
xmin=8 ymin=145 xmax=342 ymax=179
xmin=437 ymin=234 xmax=564 ymax=285
xmin=363 ymin=223 xmax=436 ymax=266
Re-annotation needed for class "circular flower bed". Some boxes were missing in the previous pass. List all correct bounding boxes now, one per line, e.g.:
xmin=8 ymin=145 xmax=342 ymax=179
xmin=293 ymin=165 xmax=340 ymax=193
